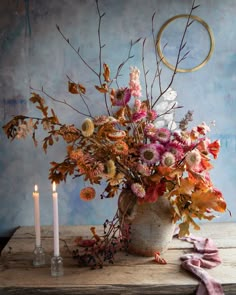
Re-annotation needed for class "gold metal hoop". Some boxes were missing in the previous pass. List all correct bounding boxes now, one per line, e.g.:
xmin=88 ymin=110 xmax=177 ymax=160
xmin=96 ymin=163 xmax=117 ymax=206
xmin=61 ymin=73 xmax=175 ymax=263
xmin=156 ymin=14 xmax=215 ymax=73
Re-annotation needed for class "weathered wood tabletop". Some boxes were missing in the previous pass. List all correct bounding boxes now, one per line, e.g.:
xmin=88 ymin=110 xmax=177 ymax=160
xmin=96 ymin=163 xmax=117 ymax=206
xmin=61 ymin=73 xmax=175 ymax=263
xmin=0 ymin=222 xmax=235 ymax=295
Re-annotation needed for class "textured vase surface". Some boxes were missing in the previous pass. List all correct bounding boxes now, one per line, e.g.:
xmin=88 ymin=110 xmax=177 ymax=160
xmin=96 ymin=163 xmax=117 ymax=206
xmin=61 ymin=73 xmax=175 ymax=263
xmin=119 ymin=190 xmax=175 ymax=257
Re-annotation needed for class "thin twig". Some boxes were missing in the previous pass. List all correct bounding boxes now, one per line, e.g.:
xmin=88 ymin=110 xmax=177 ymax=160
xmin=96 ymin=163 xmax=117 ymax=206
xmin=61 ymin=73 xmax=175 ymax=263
xmin=56 ymin=25 xmax=99 ymax=78
xmin=141 ymin=38 xmax=150 ymax=107
xmin=30 ymin=86 xmax=92 ymax=118
xmin=152 ymin=0 xmax=197 ymax=109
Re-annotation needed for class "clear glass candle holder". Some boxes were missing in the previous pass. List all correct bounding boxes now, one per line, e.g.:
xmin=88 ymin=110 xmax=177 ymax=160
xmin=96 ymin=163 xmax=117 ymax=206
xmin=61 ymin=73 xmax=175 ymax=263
xmin=33 ymin=245 xmax=46 ymax=267
xmin=51 ymin=255 xmax=64 ymax=277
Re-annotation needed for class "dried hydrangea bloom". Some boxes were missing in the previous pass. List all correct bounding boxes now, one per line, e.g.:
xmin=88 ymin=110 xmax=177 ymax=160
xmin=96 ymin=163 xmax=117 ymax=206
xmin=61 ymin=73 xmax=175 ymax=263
xmin=80 ymin=187 xmax=96 ymax=201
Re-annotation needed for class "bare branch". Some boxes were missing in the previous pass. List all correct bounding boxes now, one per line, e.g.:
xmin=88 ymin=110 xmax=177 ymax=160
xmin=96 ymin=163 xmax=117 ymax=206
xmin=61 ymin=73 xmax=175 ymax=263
xmin=30 ymin=86 xmax=92 ymax=118
xmin=56 ymin=25 xmax=99 ymax=78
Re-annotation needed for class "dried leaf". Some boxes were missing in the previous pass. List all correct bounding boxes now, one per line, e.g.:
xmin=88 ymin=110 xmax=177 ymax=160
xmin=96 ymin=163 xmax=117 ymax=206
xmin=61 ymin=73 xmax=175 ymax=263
xmin=95 ymin=84 xmax=108 ymax=93
xmin=68 ymin=81 xmax=79 ymax=94
xmin=103 ymin=63 xmax=110 ymax=82
xmin=191 ymin=189 xmax=226 ymax=212
xmin=178 ymin=222 xmax=190 ymax=237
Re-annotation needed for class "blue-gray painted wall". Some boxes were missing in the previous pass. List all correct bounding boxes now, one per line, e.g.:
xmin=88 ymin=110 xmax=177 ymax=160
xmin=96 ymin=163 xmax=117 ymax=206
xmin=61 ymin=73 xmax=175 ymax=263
xmin=0 ymin=0 xmax=235 ymax=237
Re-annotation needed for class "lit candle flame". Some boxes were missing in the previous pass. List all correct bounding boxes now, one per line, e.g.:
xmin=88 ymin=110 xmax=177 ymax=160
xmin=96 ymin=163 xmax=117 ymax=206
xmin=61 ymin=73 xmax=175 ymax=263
xmin=34 ymin=184 xmax=38 ymax=192
xmin=52 ymin=181 xmax=56 ymax=192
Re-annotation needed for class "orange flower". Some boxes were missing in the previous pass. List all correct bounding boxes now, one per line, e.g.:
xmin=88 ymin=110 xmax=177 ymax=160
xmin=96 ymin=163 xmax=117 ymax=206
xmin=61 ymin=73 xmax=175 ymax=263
xmin=208 ymin=140 xmax=220 ymax=159
xmin=112 ymin=141 xmax=128 ymax=155
xmin=80 ymin=187 xmax=96 ymax=201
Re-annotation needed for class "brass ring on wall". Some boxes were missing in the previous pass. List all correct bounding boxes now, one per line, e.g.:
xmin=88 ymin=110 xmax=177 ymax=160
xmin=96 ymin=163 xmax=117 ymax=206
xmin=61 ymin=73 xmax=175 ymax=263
xmin=156 ymin=14 xmax=215 ymax=73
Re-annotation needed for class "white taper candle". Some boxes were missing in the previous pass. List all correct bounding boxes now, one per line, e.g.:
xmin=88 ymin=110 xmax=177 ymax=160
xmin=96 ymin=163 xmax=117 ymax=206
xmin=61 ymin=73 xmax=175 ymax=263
xmin=52 ymin=182 xmax=60 ymax=257
xmin=33 ymin=185 xmax=41 ymax=247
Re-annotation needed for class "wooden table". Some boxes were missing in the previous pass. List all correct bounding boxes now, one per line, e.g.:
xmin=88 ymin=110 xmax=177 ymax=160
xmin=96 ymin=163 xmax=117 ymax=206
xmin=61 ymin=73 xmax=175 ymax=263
xmin=0 ymin=222 xmax=236 ymax=294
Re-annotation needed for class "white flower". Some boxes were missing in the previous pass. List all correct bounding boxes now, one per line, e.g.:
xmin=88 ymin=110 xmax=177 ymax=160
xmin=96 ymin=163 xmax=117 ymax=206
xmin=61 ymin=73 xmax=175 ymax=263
xmin=168 ymin=121 xmax=177 ymax=130
xmin=163 ymin=87 xmax=177 ymax=101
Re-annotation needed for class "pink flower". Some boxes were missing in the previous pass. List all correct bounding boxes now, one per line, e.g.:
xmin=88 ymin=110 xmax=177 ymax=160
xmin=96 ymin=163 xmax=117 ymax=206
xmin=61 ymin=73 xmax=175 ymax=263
xmin=147 ymin=109 xmax=158 ymax=121
xmin=165 ymin=141 xmax=184 ymax=161
xmin=132 ymin=110 xmax=147 ymax=122
xmin=136 ymin=163 xmax=151 ymax=176
xmin=131 ymin=183 xmax=146 ymax=198
xmin=185 ymin=149 xmax=201 ymax=169
xmin=110 ymin=87 xmax=131 ymax=106
xmin=155 ymin=128 xmax=171 ymax=144
xmin=140 ymin=144 xmax=160 ymax=165
xmin=129 ymin=81 xmax=142 ymax=98
xmin=134 ymin=99 xmax=142 ymax=111
xmin=161 ymin=152 xmax=175 ymax=167
xmin=152 ymin=142 xmax=165 ymax=154
xmin=129 ymin=66 xmax=142 ymax=98
xmin=144 ymin=123 xmax=157 ymax=140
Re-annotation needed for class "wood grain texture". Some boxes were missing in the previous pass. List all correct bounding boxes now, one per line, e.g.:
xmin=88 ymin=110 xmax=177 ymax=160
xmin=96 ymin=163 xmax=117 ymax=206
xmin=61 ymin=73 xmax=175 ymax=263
xmin=0 ymin=222 xmax=236 ymax=294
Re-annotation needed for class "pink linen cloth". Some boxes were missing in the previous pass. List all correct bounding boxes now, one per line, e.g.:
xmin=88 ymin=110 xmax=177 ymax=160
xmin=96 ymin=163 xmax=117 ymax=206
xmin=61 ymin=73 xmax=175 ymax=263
xmin=180 ymin=234 xmax=224 ymax=295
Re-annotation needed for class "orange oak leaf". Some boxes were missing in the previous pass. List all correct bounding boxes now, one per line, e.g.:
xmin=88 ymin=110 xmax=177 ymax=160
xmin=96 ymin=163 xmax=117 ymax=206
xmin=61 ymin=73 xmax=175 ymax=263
xmin=191 ymin=189 xmax=226 ymax=212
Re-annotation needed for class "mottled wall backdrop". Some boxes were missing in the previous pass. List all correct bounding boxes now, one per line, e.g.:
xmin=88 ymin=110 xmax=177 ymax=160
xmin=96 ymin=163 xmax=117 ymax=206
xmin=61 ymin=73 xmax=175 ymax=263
xmin=0 ymin=0 xmax=235 ymax=236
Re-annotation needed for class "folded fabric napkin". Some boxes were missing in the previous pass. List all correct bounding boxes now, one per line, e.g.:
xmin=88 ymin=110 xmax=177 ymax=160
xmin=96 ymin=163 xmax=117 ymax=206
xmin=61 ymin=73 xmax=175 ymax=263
xmin=180 ymin=234 xmax=224 ymax=295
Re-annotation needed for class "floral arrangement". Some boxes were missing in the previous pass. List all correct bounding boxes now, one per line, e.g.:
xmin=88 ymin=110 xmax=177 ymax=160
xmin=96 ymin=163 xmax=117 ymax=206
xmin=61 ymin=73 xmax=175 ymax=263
xmin=3 ymin=0 xmax=226 ymax=266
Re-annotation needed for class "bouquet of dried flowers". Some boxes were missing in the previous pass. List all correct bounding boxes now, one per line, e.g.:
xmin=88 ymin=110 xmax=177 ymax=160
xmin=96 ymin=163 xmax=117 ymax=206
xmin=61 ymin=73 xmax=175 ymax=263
xmin=3 ymin=0 xmax=226 ymax=266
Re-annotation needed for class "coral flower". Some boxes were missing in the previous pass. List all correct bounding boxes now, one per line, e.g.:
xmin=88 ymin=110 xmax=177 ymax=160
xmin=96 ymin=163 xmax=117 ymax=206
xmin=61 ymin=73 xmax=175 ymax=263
xmin=81 ymin=118 xmax=94 ymax=137
xmin=110 ymin=87 xmax=131 ymax=106
xmin=140 ymin=144 xmax=160 ymax=165
xmin=208 ymin=140 xmax=220 ymax=159
xmin=80 ymin=187 xmax=96 ymax=201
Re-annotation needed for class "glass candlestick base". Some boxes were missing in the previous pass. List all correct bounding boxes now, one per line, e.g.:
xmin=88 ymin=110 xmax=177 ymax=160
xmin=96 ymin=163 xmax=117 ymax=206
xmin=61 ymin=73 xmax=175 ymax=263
xmin=33 ymin=245 xmax=46 ymax=267
xmin=51 ymin=255 xmax=64 ymax=277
